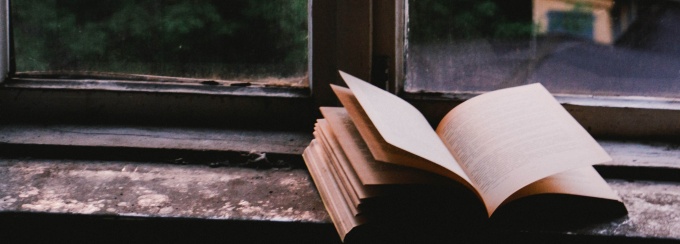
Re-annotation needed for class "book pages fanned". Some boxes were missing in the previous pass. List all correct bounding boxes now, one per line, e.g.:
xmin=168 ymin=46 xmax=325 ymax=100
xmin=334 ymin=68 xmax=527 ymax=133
xmin=337 ymin=71 xmax=471 ymax=185
xmin=321 ymin=107 xmax=449 ymax=186
xmin=330 ymin=84 xmax=473 ymax=187
xmin=303 ymin=140 xmax=366 ymax=240
xmin=314 ymin=128 xmax=361 ymax=215
xmin=316 ymin=118 xmax=384 ymax=202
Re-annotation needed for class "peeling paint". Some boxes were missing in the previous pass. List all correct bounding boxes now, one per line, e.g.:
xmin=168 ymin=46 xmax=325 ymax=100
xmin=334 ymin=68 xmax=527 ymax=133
xmin=21 ymin=199 xmax=106 ymax=214
xmin=137 ymin=194 xmax=169 ymax=207
xmin=220 ymin=202 xmax=235 ymax=212
xmin=1 ymin=196 xmax=17 ymax=208
xmin=159 ymin=206 xmax=174 ymax=215
xmin=1 ymin=160 xmax=332 ymax=224
xmin=18 ymin=187 xmax=39 ymax=198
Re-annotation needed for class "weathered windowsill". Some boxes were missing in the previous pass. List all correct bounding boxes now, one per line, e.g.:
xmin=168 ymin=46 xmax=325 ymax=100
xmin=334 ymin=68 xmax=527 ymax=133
xmin=0 ymin=125 xmax=679 ymax=243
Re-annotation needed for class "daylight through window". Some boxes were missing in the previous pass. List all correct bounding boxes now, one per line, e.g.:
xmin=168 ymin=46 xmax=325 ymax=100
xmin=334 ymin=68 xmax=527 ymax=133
xmin=406 ymin=0 xmax=680 ymax=99
xmin=11 ymin=0 xmax=309 ymax=87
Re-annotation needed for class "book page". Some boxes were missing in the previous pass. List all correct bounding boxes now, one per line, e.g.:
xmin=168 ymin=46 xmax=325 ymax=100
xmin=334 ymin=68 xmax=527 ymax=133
xmin=320 ymin=107 xmax=451 ymax=186
xmin=503 ymin=166 xmax=622 ymax=205
xmin=331 ymin=84 xmax=473 ymax=188
xmin=436 ymin=83 xmax=612 ymax=215
xmin=337 ymin=71 xmax=471 ymax=186
xmin=314 ymin=128 xmax=361 ymax=214
xmin=303 ymin=141 xmax=366 ymax=240
xmin=316 ymin=119 xmax=384 ymax=200
xmin=331 ymin=85 xmax=404 ymax=165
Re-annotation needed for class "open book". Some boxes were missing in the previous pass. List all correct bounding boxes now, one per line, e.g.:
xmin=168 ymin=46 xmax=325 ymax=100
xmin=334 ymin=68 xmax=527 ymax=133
xmin=303 ymin=71 xmax=627 ymax=242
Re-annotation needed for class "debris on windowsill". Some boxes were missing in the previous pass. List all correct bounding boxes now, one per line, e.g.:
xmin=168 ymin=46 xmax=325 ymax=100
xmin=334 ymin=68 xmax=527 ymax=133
xmin=174 ymin=157 xmax=187 ymax=165
xmin=229 ymin=82 xmax=252 ymax=87
xmin=200 ymin=80 xmax=220 ymax=86
xmin=243 ymin=150 xmax=271 ymax=169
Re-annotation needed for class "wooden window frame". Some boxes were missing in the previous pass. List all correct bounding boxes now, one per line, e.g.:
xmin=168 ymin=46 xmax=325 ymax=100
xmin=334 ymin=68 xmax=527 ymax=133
xmin=0 ymin=0 xmax=328 ymax=130
xmin=367 ymin=0 xmax=680 ymax=139
xmin=0 ymin=0 xmax=382 ymax=132
xmin=0 ymin=0 xmax=678 ymax=137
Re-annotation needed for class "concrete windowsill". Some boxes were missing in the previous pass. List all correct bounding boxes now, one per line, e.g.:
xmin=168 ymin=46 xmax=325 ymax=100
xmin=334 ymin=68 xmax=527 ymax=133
xmin=0 ymin=124 xmax=678 ymax=243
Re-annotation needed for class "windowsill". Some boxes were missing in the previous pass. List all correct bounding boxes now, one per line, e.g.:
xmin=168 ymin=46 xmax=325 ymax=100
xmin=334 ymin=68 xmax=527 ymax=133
xmin=0 ymin=124 xmax=313 ymax=155
xmin=3 ymin=77 xmax=311 ymax=98
xmin=0 ymin=79 xmax=319 ymax=130
xmin=402 ymin=90 xmax=680 ymax=111
xmin=0 ymin=124 xmax=679 ymax=242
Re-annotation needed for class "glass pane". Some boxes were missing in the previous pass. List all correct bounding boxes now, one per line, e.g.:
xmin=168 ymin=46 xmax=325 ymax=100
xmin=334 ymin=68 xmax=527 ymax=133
xmin=12 ymin=0 xmax=309 ymax=86
xmin=406 ymin=0 xmax=680 ymax=98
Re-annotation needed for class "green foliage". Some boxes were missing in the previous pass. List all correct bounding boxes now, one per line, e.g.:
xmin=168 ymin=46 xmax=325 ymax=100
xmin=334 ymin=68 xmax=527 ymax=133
xmin=12 ymin=0 xmax=308 ymax=78
xmin=240 ymin=0 xmax=308 ymax=74
xmin=408 ymin=0 xmax=534 ymax=43
xmin=494 ymin=22 xmax=537 ymax=39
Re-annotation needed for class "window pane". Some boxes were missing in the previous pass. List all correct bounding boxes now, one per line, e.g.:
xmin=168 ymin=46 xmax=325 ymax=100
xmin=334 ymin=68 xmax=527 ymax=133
xmin=406 ymin=0 xmax=680 ymax=98
xmin=12 ymin=0 xmax=308 ymax=86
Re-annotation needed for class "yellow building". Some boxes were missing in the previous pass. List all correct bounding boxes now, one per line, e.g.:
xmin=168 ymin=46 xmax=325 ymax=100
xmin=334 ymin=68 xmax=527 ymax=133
xmin=533 ymin=0 xmax=638 ymax=44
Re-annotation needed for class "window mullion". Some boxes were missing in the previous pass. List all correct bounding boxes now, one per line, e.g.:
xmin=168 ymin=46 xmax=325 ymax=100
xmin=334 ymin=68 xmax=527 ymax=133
xmin=0 ymin=0 xmax=9 ymax=83
xmin=311 ymin=0 xmax=373 ymax=107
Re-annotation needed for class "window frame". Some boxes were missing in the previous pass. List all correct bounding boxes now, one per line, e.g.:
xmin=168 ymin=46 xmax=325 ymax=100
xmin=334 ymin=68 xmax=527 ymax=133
xmin=0 ymin=0 xmax=9 ymax=82
xmin=0 ymin=0 xmax=383 ymax=130
xmin=0 ymin=0 xmax=336 ymax=130
xmin=370 ymin=0 xmax=680 ymax=139
xmin=0 ymin=0 xmax=678 ymax=137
